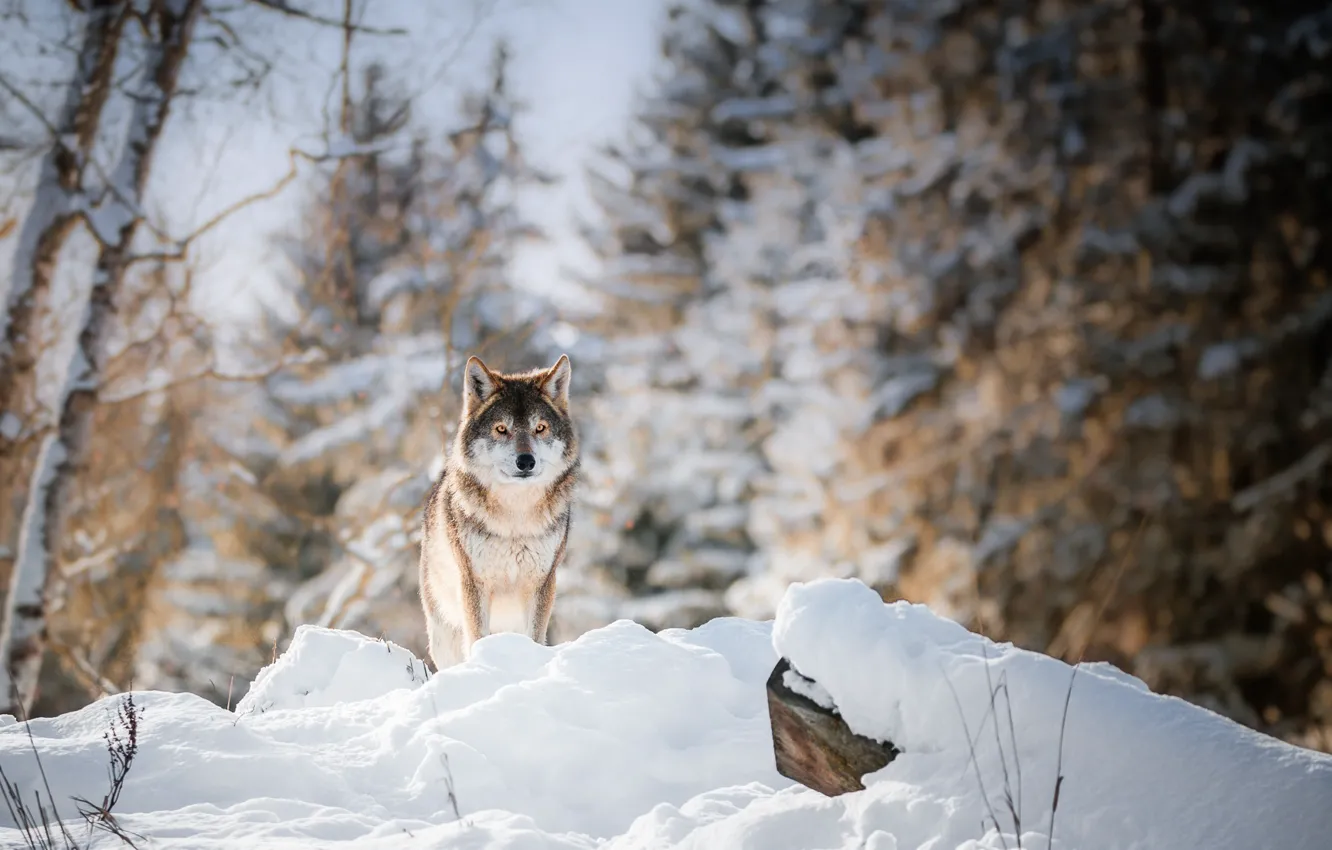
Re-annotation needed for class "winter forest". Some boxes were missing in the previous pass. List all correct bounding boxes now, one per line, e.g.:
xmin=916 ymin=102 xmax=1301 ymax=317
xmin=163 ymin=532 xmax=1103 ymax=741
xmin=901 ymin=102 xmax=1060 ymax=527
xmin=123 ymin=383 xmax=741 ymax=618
xmin=2 ymin=0 xmax=1332 ymax=776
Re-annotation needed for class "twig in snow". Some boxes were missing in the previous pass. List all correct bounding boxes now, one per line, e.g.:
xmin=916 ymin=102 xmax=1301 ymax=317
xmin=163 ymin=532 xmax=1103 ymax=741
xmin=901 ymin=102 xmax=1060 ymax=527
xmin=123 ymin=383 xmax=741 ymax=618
xmin=73 ymin=693 xmax=146 ymax=849
xmin=979 ymin=640 xmax=1022 ymax=839
xmin=441 ymin=753 xmax=461 ymax=822
xmin=948 ymin=640 xmax=1023 ymax=844
xmin=941 ymin=664 xmax=1011 ymax=850
xmin=420 ymin=671 xmax=469 ymax=828
xmin=0 ymin=671 xmax=81 ymax=849
xmin=1048 ymin=670 xmax=1074 ymax=844
xmin=1047 ymin=512 xmax=1143 ymax=847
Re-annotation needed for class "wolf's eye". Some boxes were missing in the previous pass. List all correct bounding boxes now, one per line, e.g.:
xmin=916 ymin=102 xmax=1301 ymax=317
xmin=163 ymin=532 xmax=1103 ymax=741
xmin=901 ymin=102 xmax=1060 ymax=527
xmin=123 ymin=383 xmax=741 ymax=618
xmin=534 ymin=422 xmax=547 ymax=434
xmin=494 ymin=423 xmax=508 ymax=435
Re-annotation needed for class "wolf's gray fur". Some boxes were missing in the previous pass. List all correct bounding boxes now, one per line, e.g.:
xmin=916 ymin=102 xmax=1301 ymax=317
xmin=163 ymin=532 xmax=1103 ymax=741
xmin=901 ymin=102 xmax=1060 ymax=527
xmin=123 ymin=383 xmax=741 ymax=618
xmin=418 ymin=354 xmax=579 ymax=669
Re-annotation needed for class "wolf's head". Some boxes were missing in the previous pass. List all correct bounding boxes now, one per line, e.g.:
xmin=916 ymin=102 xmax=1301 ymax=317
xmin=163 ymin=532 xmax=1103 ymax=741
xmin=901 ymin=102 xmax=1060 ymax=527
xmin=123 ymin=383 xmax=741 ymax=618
xmin=453 ymin=354 xmax=578 ymax=486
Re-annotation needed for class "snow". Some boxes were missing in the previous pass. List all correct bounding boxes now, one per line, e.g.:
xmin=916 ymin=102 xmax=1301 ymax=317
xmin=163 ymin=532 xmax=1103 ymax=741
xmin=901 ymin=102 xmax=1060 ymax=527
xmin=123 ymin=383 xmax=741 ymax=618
xmin=4 ymin=578 xmax=1331 ymax=849
xmin=1198 ymin=342 xmax=1245 ymax=379
xmin=871 ymin=370 xmax=937 ymax=419
xmin=2 ymin=617 xmax=780 ymax=848
xmin=774 ymin=579 xmax=1332 ymax=850
xmin=235 ymin=625 xmax=430 ymax=714
xmin=266 ymin=334 xmax=448 ymax=407
xmin=0 ymin=411 xmax=19 ymax=440
xmin=711 ymin=95 xmax=798 ymax=123
xmin=781 ymin=667 xmax=833 ymax=710
xmin=279 ymin=392 xmax=415 ymax=466
xmin=1054 ymin=378 xmax=1099 ymax=416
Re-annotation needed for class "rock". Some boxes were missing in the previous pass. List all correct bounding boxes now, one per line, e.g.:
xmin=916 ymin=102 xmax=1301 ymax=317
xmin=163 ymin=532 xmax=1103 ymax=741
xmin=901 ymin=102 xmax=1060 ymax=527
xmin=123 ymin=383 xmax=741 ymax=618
xmin=765 ymin=658 xmax=898 ymax=796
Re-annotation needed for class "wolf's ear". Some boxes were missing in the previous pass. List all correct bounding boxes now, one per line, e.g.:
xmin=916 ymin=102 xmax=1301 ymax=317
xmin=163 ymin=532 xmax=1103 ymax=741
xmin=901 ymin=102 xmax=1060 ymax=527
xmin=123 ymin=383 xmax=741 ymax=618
xmin=539 ymin=354 xmax=572 ymax=411
xmin=463 ymin=356 xmax=498 ymax=415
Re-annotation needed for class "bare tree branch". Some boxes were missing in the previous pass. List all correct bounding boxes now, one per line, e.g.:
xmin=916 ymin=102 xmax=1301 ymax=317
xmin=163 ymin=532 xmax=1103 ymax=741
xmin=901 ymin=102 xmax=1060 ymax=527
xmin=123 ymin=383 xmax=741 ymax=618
xmin=51 ymin=638 xmax=119 ymax=700
xmin=123 ymin=141 xmax=393 ymax=266
xmin=98 ymin=348 xmax=327 ymax=406
xmin=400 ymin=0 xmax=500 ymax=106
xmin=246 ymin=0 xmax=406 ymax=36
xmin=0 ymin=72 xmax=63 ymax=141
xmin=195 ymin=5 xmax=276 ymax=92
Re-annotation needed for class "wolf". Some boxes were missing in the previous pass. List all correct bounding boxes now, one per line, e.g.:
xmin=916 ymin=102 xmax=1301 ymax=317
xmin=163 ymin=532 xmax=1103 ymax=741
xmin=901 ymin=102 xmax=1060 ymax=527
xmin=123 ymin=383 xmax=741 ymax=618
xmin=418 ymin=354 xmax=579 ymax=670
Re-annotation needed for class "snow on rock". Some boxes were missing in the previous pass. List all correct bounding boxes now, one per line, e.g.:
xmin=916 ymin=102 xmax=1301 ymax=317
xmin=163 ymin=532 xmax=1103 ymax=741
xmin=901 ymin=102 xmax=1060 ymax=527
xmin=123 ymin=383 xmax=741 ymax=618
xmin=781 ymin=667 xmax=834 ymax=710
xmin=773 ymin=578 xmax=1332 ymax=850
xmin=3 ymin=579 xmax=1331 ymax=849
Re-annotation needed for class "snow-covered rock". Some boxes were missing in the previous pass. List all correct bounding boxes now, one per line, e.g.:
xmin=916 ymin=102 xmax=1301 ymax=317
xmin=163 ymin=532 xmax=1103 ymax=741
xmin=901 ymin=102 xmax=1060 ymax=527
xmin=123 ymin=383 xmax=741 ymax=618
xmin=773 ymin=579 xmax=1332 ymax=850
xmin=2 ymin=579 xmax=1329 ymax=848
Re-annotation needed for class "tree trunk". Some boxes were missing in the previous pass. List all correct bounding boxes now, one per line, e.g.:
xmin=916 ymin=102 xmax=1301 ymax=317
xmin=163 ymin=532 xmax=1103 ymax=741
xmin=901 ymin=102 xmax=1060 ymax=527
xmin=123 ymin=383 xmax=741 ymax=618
xmin=0 ymin=0 xmax=129 ymax=593
xmin=0 ymin=0 xmax=203 ymax=717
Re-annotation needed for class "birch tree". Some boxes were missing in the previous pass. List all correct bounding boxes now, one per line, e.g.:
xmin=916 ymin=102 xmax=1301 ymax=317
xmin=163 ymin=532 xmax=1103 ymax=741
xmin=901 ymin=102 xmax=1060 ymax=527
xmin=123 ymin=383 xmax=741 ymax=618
xmin=0 ymin=0 xmax=204 ymax=717
xmin=0 ymin=1 xmax=129 ymax=412
xmin=0 ymin=1 xmax=131 ymax=584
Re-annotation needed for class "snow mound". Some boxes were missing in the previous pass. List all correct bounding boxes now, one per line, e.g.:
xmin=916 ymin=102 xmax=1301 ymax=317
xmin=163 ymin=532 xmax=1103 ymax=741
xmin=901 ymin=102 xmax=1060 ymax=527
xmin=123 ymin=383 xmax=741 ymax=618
xmin=235 ymin=624 xmax=431 ymax=714
xmin=2 ymin=578 xmax=1330 ymax=849
xmin=772 ymin=578 xmax=1332 ymax=850
xmin=1 ymin=618 xmax=782 ymax=848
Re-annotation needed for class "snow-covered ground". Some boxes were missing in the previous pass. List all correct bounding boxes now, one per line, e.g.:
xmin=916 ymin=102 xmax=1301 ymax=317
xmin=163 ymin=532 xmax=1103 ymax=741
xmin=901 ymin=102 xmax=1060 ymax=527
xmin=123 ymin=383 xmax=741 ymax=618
xmin=3 ymin=578 xmax=1330 ymax=849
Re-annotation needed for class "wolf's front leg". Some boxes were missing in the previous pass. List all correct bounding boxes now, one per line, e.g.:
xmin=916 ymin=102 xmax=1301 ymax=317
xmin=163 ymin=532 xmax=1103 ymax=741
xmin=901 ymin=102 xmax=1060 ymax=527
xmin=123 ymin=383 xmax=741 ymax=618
xmin=531 ymin=511 xmax=571 ymax=646
xmin=426 ymin=617 xmax=464 ymax=671
xmin=458 ymin=570 xmax=490 ymax=657
xmin=531 ymin=566 xmax=558 ymax=646
xmin=449 ymin=535 xmax=489 ymax=656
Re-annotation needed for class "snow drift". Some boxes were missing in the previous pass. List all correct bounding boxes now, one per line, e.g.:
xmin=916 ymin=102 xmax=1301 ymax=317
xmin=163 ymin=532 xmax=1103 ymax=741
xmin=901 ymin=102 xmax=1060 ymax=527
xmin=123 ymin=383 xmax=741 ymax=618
xmin=2 ymin=578 xmax=1329 ymax=849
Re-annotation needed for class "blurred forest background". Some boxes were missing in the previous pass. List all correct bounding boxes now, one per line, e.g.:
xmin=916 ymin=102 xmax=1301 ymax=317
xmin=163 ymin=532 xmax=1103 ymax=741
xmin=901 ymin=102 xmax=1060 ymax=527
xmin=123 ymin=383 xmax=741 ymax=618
xmin=1 ymin=0 xmax=1331 ymax=755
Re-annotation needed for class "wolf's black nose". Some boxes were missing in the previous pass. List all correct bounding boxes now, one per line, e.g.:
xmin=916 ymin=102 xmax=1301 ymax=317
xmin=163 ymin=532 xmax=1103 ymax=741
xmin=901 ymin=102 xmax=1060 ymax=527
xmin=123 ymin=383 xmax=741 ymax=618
xmin=516 ymin=453 xmax=536 ymax=472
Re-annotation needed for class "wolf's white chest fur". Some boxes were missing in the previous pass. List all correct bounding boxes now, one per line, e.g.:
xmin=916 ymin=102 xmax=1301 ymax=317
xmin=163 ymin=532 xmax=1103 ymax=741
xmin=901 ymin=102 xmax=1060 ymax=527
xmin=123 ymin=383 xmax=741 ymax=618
xmin=424 ymin=488 xmax=562 ymax=636
xmin=464 ymin=529 xmax=560 ymax=633
xmin=461 ymin=527 xmax=560 ymax=588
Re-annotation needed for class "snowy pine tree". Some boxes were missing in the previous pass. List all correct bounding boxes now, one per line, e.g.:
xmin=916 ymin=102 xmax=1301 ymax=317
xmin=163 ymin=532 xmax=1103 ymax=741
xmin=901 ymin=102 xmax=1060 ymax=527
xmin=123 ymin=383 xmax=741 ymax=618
xmin=178 ymin=47 xmax=554 ymax=679
xmin=826 ymin=0 xmax=1332 ymax=747
xmin=567 ymin=1 xmax=781 ymax=632
xmin=575 ymin=0 xmax=904 ymax=627
xmin=577 ymin=0 xmax=1332 ymax=749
